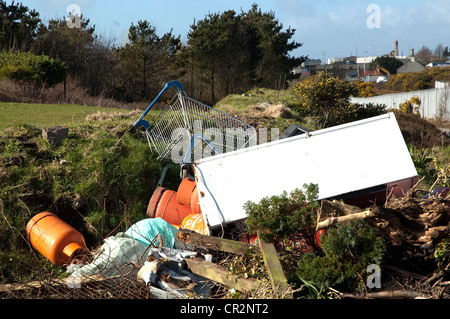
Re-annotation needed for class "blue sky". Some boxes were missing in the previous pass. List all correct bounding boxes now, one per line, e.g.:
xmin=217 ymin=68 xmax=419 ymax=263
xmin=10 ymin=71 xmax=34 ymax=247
xmin=17 ymin=0 xmax=450 ymax=61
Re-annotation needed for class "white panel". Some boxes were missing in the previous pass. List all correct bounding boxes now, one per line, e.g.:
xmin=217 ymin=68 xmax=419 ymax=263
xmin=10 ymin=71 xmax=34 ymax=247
xmin=193 ymin=113 xmax=418 ymax=228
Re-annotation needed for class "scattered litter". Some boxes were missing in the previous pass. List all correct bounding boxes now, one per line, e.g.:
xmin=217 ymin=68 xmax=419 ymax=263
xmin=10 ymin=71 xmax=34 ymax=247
xmin=124 ymin=217 xmax=179 ymax=247
xmin=75 ymin=233 xmax=149 ymax=279
xmin=137 ymin=246 xmax=212 ymax=298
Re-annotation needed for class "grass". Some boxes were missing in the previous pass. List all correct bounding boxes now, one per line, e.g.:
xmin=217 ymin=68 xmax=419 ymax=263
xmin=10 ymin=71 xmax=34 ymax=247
xmin=0 ymin=102 xmax=125 ymax=130
xmin=0 ymin=103 xmax=178 ymax=284
xmin=215 ymin=87 xmax=303 ymax=114
xmin=214 ymin=87 xmax=312 ymax=133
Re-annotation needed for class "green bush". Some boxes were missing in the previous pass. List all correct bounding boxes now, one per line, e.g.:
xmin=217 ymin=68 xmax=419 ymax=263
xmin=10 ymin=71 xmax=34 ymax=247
xmin=244 ymin=184 xmax=320 ymax=248
xmin=296 ymin=220 xmax=386 ymax=292
xmin=0 ymin=50 xmax=67 ymax=85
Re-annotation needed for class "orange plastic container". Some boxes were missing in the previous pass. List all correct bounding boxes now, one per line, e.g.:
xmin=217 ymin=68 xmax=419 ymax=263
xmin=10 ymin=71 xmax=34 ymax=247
xmin=26 ymin=212 xmax=87 ymax=266
xmin=155 ymin=190 xmax=193 ymax=226
xmin=190 ymin=185 xmax=202 ymax=214
xmin=181 ymin=214 xmax=208 ymax=235
xmin=146 ymin=186 xmax=166 ymax=218
xmin=177 ymin=177 xmax=196 ymax=206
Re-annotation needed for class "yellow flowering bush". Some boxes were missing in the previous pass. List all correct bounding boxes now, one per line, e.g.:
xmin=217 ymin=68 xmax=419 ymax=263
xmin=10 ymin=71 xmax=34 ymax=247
xmin=354 ymin=80 xmax=375 ymax=97
xmin=292 ymin=72 xmax=358 ymax=127
xmin=399 ymin=96 xmax=421 ymax=115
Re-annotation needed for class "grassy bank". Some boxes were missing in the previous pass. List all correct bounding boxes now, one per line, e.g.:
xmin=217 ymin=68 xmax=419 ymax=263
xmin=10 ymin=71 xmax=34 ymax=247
xmin=0 ymin=107 xmax=180 ymax=283
xmin=0 ymin=102 xmax=127 ymax=130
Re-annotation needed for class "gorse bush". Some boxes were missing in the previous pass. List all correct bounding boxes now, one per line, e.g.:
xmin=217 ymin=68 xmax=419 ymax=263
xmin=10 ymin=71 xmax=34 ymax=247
xmin=354 ymin=80 xmax=375 ymax=97
xmin=398 ymin=96 xmax=421 ymax=115
xmin=292 ymin=72 xmax=386 ymax=128
xmin=386 ymin=67 xmax=450 ymax=92
xmin=292 ymin=71 xmax=357 ymax=127
xmin=0 ymin=50 xmax=67 ymax=86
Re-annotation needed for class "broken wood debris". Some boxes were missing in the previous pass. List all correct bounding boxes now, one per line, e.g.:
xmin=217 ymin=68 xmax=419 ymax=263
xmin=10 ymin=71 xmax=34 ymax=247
xmin=176 ymin=229 xmax=253 ymax=255
xmin=258 ymin=233 xmax=292 ymax=299
xmin=176 ymin=229 xmax=293 ymax=297
xmin=184 ymin=257 xmax=258 ymax=292
xmin=340 ymin=290 xmax=428 ymax=299
xmin=318 ymin=191 xmax=450 ymax=247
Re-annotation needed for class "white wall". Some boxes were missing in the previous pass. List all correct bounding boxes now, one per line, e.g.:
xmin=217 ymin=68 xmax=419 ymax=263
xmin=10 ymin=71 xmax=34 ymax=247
xmin=351 ymin=83 xmax=450 ymax=119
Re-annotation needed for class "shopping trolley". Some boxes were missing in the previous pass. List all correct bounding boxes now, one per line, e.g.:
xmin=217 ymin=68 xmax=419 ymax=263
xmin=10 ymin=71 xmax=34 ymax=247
xmin=133 ymin=81 xmax=255 ymax=165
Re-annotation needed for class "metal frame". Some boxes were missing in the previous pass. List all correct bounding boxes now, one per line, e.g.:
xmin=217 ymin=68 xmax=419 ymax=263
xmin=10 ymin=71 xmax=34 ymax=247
xmin=133 ymin=81 xmax=255 ymax=164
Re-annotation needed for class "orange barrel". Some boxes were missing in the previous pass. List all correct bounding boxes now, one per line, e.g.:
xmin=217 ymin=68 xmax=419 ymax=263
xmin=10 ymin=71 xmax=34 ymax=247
xmin=181 ymin=214 xmax=208 ymax=235
xmin=190 ymin=185 xmax=202 ymax=214
xmin=26 ymin=212 xmax=87 ymax=266
xmin=155 ymin=190 xmax=193 ymax=226
xmin=146 ymin=187 xmax=166 ymax=218
xmin=177 ymin=177 xmax=196 ymax=206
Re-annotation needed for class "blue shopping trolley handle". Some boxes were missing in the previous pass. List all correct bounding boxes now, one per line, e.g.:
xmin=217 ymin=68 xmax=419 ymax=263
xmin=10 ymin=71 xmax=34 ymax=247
xmin=133 ymin=80 xmax=185 ymax=128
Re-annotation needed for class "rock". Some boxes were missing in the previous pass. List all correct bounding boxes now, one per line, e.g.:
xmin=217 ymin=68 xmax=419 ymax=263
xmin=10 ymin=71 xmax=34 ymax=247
xmin=42 ymin=126 xmax=69 ymax=146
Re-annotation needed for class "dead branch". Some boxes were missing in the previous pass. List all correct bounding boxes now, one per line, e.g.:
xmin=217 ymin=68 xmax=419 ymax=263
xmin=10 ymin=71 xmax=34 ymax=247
xmin=341 ymin=290 xmax=429 ymax=299
xmin=316 ymin=209 xmax=375 ymax=230
xmin=317 ymin=193 xmax=450 ymax=249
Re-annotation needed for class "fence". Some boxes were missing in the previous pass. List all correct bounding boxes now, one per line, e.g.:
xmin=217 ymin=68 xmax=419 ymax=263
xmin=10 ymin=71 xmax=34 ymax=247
xmin=351 ymin=82 xmax=450 ymax=119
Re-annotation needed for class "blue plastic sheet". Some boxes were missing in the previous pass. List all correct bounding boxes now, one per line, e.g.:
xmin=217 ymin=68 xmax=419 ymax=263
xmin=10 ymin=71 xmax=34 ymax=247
xmin=124 ymin=217 xmax=179 ymax=248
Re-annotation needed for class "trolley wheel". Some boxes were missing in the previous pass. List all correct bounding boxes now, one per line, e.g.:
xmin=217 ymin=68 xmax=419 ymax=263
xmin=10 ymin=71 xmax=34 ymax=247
xmin=180 ymin=164 xmax=189 ymax=180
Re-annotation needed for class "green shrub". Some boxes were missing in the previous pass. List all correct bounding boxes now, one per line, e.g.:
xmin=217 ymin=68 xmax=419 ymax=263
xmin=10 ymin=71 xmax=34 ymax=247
xmin=0 ymin=50 xmax=67 ymax=85
xmin=296 ymin=220 xmax=386 ymax=292
xmin=244 ymin=184 xmax=320 ymax=248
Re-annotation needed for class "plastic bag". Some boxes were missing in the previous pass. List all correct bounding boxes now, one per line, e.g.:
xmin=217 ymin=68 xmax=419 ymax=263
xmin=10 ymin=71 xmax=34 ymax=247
xmin=124 ymin=217 xmax=179 ymax=247
xmin=76 ymin=234 xmax=149 ymax=278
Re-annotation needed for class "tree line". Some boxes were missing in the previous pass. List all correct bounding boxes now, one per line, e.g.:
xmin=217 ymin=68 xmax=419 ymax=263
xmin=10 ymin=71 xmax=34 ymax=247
xmin=0 ymin=1 xmax=305 ymax=105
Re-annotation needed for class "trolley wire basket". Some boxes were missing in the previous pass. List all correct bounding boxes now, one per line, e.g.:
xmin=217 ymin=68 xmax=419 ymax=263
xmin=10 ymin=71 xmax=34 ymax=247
xmin=133 ymin=81 xmax=255 ymax=164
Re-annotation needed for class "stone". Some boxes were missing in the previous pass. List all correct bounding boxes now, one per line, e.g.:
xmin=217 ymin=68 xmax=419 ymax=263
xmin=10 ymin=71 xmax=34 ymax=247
xmin=42 ymin=125 xmax=69 ymax=146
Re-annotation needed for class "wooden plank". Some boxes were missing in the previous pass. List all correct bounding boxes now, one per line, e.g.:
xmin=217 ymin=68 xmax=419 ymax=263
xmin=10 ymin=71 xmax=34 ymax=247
xmin=258 ymin=235 xmax=292 ymax=299
xmin=184 ymin=257 xmax=258 ymax=292
xmin=177 ymin=230 xmax=253 ymax=255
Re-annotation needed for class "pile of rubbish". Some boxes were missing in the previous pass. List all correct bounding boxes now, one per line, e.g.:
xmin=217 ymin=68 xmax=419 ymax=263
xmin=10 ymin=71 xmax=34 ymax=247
xmin=22 ymin=175 xmax=257 ymax=299
xmin=12 ymin=81 xmax=450 ymax=299
xmin=20 ymin=180 xmax=450 ymax=300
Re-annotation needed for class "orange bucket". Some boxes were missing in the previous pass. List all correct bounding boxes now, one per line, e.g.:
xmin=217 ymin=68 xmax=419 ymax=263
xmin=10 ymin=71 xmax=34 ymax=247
xmin=177 ymin=177 xmax=196 ymax=206
xmin=155 ymin=190 xmax=193 ymax=226
xmin=26 ymin=212 xmax=87 ymax=266
xmin=181 ymin=213 xmax=208 ymax=235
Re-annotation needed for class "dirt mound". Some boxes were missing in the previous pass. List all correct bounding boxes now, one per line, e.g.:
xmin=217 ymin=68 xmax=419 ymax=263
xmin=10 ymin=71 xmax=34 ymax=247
xmin=250 ymin=102 xmax=293 ymax=119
